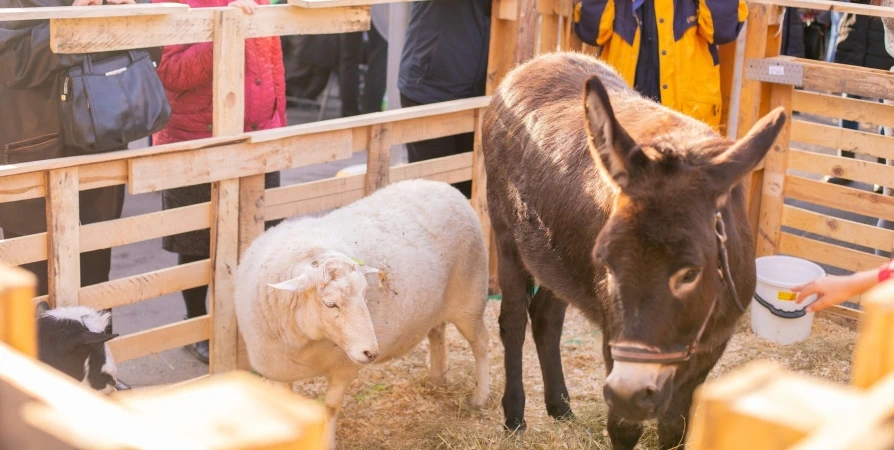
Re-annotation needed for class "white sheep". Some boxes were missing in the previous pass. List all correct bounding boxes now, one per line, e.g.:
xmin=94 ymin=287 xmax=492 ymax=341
xmin=234 ymin=179 xmax=490 ymax=439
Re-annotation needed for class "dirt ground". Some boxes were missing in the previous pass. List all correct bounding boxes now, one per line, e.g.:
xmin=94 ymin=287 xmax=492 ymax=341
xmin=294 ymin=301 xmax=857 ymax=450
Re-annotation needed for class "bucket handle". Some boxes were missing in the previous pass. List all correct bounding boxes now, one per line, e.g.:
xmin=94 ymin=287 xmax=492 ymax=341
xmin=753 ymin=293 xmax=813 ymax=319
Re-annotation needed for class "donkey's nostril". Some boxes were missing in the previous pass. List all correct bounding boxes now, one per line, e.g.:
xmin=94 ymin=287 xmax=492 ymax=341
xmin=364 ymin=350 xmax=378 ymax=362
xmin=633 ymin=387 xmax=658 ymax=412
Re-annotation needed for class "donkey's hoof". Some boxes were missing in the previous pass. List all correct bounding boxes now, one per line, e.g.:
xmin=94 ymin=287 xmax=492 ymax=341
xmin=503 ymin=418 xmax=527 ymax=433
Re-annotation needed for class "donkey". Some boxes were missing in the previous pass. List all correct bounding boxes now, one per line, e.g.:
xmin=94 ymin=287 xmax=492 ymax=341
xmin=482 ymin=52 xmax=786 ymax=449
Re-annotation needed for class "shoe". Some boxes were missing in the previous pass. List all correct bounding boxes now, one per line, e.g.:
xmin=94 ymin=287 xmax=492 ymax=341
xmin=824 ymin=175 xmax=853 ymax=186
xmin=115 ymin=379 xmax=132 ymax=391
xmin=186 ymin=340 xmax=210 ymax=365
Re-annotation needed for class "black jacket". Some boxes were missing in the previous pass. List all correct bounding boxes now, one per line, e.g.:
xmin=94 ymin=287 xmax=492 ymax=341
xmin=0 ymin=0 xmax=160 ymax=234
xmin=834 ymin=4 xmax=894 ymax=70
xmin=398 ymin=0 xmax=491 ymax=104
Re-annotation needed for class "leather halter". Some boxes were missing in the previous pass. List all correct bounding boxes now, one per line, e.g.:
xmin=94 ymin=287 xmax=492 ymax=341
xmin=609 ymin=211 xmax=747 ymax=365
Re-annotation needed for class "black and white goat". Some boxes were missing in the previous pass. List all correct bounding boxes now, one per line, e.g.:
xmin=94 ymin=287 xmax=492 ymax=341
xmin=36 ymin=302 xmax=120 ymax=394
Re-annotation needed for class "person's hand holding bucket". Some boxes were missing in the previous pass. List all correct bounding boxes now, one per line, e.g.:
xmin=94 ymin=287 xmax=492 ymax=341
xmin=794 ymin=260 xmax=894 ymax=312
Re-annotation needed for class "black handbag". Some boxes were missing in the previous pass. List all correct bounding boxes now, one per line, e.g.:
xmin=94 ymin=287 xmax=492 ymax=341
xmin=60 ymin=50 xmax=171 ymax=153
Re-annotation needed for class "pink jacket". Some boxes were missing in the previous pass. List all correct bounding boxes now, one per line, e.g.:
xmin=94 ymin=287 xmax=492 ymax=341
xmin=151 ymin=0 xmax=286 ymax=145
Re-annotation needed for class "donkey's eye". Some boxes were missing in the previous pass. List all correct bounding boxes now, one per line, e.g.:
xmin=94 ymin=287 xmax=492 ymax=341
xmin=670 ymin=267 xmax=702 ymax=298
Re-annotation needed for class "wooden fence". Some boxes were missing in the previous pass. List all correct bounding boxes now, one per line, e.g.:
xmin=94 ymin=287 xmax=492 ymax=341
xmin=737 ymin=0 xmax=894 ymax=320
xmin=0 ymin=0 xmax=496 ymax=374
xmin=0 ymin=264 xmax=329 ymax=449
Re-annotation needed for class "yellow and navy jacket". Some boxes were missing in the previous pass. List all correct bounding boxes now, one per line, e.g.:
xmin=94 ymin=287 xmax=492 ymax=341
xmin=574 ymin=0 xmax=747 ymax=130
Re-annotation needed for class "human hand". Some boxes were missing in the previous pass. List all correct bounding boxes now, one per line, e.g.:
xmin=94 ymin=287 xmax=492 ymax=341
xmin=792 ymin=275 xmax=857 ymax=312
xmin=72 ymin=0 xmax=135 ymax=5
xmin=228 ymin=0 xmax=258 ymax=14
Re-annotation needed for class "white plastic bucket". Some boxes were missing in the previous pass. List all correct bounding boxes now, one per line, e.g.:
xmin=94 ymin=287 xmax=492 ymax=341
xmin=751 ymin=255 xmax=826 ymax=345
xmin=335 ymin=164 xmax=367 ymax=178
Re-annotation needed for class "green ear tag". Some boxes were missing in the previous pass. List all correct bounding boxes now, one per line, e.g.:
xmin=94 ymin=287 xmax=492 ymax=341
xmin=351 ymin=256 xmax=366 ymax=266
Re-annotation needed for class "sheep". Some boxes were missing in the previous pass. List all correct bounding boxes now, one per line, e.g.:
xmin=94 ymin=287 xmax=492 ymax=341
xmin=234 ymin=179 xmax=490 ymax=440
xmin=35 ymin=301 xmax=120 ymax=394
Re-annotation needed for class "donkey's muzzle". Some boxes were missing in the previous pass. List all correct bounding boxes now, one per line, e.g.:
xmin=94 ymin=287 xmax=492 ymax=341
xmin=603 ymin=361 xmax=674 ymax=421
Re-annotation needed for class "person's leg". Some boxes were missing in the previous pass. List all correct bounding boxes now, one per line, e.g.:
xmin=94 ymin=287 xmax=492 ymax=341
xmin=338 ymin=32 xmax=363 ymax=117
xmin=362 ymin=26 xmax=387 ymax=114
xmin=178 ymin=253 xmax=209 ymax=364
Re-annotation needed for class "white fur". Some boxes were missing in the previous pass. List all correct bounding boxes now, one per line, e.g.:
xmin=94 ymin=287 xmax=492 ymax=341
xmin=43 ymin=306 xmax=110 ymax=334
xmin=235 ymin=180 xmax=490 ymax=445
xmin=43 ymin=306 xmax=118 ymax=393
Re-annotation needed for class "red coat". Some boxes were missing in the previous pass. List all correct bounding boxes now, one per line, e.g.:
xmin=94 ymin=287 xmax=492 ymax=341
xmin=151 ymin=0 xmax=286 ymax=145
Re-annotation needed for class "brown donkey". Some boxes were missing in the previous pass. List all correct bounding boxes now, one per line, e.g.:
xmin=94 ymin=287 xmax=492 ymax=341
xmin=482 ymin=53 xmax=786 ymax=449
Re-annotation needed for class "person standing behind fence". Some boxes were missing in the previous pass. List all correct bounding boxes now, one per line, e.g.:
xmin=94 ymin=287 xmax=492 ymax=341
xmin=573 ymin=0 xmax=747 ymax=132
xmin=151 ymin=0 xmax=285 ymax=364
xmin=398 ymin=0 xmax=491 ymax=199
xmin=0 ymin=0 xmax=163 ymax=391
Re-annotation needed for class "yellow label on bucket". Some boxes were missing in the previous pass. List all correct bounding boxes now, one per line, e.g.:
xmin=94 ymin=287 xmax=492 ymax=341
xmin=777 ymin=291 xmax=797 ymax=301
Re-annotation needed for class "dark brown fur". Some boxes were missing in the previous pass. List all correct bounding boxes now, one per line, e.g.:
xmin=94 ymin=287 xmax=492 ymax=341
xmin=482 ymin=53 xmax=786 ymax=450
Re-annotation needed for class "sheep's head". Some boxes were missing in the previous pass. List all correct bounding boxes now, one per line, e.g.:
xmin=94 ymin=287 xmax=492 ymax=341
xmin=36 ymin=302 xmax=120 ymax=394
xmin=268 ymin=250 xmax=380 ymax=365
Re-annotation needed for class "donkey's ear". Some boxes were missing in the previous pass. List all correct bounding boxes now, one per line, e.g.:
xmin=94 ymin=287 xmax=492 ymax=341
xmin=706 ymin=107 xmax=787 ymax=190
xmin=36 ymin=301 xmax=50 ymax=315
xmin=584 ymin=76 xmax=641 ymax=190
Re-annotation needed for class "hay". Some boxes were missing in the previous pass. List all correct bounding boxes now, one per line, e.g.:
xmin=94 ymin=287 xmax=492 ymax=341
xmin=289 ymin=302 xmax=857 ymax=449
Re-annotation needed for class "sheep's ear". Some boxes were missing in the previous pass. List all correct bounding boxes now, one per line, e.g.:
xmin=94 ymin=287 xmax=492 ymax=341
xmin=359 ymin=265 xmax=379 ymax=275
xmin=36 ymin=301 xmax=50 ymax=315
xmin=268 ymin=273 xmax=314 ymax=293
xmin=79 ymin=330 xmax=118 ymax=347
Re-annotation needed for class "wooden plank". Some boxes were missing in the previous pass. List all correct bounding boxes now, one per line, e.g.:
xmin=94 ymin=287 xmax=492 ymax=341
xmin=515 ymin=0 xmax=537 ymax=63
xmin=471 ymin=110 xmax=497 ymax=293
xmin=213 ymin=9 xmax=245 ymax=138
xmin=790 ymin=121 xmax=894 ymax=161
xmin=117 ymin=372 xmax=328 ymax=450
xmin=209 ymin=179 xmax=240 ymax=373
xmin=687 ymin=361 xmax=863 ymax=450
xmin=486 ymin=0 xmax=519 ymax=94
xmin=365 ymin=124 xmax=391 ymax=195
xmin=388 ymin=110 xmax=476 ymax=146
xmin=793 ymin=91 xmax=894 ymax=130
xmin=0 ymin=3 xmax=186 ymax=21
xmin=265 ymin=153 xmax=472 ymax=220
xmin=81 ymin=202 xmax=211 ymax=253
xmin=244 ymin=5 xmax=368 ymax=37
xmin=852 ymin=282 xmax=894 ymax=389
xmin=45 ymin=168 xmax=80 ymax=308
xmin=784 ymin=175 xmax=894 ymax=223
xmin=791 ymin=374 xmax=894 ymax=450
xmin=498 ymin=0 xmax=518 ymax=20
xmin=801 ymin=60 xmax=894 ymax=102
xmin=0 ymin=234 xmax=46 ymax=268
xmin=754 ymin=84 xmax=794 ymax=257
xmin=788 ymin=149 xmax=894 ymax=191
xmin=237 ymin=176 xmax=265 ymax=259
xmin=744 ymin=0 xmax=894 ymax=18
xmin=782 ymin=205 xmax=894 ymax=253
xmin=0 ymin=267 xmax=38 ymax=358
xmin=288 ymin=0 xmax=407 ymax=8
xmin=48 ymin=5 xmax=368 ymax=54
xmin=779 ymin=233 xmax=888 ymax=273
xmin=109 ymin=316 xmax=211 ymax=362
xmin=79 ymin=260 xmax=211 ymax=311
xmin=1 ymin=203 xmax=211 ymax=268
xmin=539 ymin=12 xmax=559 ymax=54
xmin=0 ymin=172 xmax=46 ymax=204
xmin=0 ymin=136 xmax=246 ymax=180
xmin=249 ymin=97 xmax=490 ymax=143
xmin=0 ymin=343 xmax=194 ymax=449
xmin=128 ymin=131 xmax=353 ymax=195
xmin=735 ymin=4 xmax=771 ymax=140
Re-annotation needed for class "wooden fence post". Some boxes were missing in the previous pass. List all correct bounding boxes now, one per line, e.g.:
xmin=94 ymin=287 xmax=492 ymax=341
xmin=754 ymin=84 xmax=793 ymax=258
xmin=852 ymin=281 xmax=894 ymax=389
xmin=365 ymin=123 xmax=392 ymax=195
xmin=0 ymin=266 xmax=38 ymax=358
xmin=209 ymin=8 xmax=245 ymax=373
xmin=471 ymin=109 xmax=498 ymax=294
xmin=46 ymin=167 xmax=80 ymax=309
